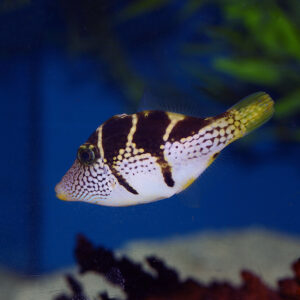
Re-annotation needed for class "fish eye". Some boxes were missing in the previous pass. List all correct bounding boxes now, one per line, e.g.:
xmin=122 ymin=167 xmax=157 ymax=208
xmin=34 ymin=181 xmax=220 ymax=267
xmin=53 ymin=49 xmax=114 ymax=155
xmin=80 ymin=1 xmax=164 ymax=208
xmin=77 ymin=145 xmax=96 ymax=165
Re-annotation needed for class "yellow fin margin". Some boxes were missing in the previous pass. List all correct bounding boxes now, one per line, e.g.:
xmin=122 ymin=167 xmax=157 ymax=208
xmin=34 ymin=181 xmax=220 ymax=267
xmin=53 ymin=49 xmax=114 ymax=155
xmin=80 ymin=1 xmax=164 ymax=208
xmin=180 ymin=177 xmax=196 ymax=192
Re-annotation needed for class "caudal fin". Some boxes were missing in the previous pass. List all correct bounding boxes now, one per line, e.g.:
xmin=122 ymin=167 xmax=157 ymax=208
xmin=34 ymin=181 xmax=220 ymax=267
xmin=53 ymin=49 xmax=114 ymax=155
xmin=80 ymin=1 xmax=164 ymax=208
xmin=227 ymin=92 xmax=274 ymax=137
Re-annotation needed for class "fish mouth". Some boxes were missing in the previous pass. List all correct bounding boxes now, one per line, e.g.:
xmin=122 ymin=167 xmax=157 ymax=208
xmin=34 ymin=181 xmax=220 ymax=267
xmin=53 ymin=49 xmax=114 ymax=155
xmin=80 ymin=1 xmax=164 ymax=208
xmin=55 ymin=183 xmax=72 ymax=201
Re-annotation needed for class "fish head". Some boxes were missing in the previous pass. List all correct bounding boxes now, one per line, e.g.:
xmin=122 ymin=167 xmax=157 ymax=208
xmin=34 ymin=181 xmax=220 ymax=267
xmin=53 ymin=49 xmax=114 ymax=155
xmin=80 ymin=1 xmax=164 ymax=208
xmin=55 ymin=136 xmax=116 ymax=205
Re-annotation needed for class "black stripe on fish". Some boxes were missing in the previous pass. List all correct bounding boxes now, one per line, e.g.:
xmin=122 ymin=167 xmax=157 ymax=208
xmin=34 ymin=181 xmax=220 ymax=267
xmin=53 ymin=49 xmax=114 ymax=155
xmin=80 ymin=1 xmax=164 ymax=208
xmin=113 ymin=172 xmax=138 ymax=195
xmin=101 ymin=115 xmax=138 ymax=195
xmin=168 ymin=116 xmax=211 ymax=141
xmin=133 ymin=111 xmax=175 ymax=187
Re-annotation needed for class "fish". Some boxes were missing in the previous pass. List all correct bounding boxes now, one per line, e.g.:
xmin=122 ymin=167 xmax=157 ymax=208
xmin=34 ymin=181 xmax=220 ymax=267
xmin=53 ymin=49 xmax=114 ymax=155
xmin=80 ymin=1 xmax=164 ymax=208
xmin=55 ymin=92 xmax=274 ymax=206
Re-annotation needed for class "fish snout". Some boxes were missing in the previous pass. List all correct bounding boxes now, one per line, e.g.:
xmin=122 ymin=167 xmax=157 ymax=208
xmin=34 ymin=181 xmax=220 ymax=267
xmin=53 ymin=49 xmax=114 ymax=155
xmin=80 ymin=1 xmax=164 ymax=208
xmin=55 ymin=182 xmax=72 ymax=201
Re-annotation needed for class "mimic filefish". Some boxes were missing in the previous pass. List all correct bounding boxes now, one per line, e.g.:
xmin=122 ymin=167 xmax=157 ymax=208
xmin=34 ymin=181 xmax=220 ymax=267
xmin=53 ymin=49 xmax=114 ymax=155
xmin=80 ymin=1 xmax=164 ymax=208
xmin=55 ymin=92 xmax=274 ymax=206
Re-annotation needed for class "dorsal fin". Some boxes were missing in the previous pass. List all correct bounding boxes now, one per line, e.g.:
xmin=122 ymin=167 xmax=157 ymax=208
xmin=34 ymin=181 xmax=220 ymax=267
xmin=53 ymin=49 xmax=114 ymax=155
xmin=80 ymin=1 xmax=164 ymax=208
xmin=138 ymin=87 xmax=216 ymax=117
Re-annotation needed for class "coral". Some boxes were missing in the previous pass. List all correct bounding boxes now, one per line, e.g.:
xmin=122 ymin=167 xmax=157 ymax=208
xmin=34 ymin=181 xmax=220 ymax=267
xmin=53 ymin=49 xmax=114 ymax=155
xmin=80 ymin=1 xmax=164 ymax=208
xmin=55 ymin=234 xmax=300 ymax=300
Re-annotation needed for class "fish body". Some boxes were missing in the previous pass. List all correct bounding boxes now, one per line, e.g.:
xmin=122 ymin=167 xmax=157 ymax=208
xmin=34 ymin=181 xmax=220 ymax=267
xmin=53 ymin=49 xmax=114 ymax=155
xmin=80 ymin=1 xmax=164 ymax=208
xmin=55 ymin=92 xmax=274 ymax=206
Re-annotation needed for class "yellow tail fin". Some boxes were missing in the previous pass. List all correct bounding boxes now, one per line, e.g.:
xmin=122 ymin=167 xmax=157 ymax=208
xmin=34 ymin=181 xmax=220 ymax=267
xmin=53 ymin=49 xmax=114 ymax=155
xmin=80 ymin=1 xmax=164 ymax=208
xmin=227 ymin=92 xmax=274 ymax=137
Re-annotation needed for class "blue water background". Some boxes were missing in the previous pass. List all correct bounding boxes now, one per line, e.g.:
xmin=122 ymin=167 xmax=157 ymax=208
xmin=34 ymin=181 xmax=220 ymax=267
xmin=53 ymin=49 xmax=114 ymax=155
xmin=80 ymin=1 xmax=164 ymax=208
xmin=0 ymin=1 xmax=299 ymax=273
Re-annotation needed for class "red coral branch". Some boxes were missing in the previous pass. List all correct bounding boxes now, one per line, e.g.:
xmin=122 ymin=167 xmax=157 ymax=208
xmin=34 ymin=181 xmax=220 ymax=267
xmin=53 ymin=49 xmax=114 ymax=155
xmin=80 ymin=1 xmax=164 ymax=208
xmin=54 ymin=235 xmax=300 ymax=300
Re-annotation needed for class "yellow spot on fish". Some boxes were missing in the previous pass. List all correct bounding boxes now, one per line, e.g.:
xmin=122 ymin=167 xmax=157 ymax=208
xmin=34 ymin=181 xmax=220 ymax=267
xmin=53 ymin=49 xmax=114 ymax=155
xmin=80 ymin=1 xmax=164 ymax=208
xmin=241 ymin=118 xmax=247 ymax=124
xmin=56 ymin=193 xmax=69 ymax=201
xmin=213 ymin=129 xmax=218 ymax=137
xmin=234 ymin=129 xmax=241 ymax=136
xmin=160 ymin=145 xmax=164 ymax=149
xmin=117 ymin=155 xmax=122 ymax=160
xmin=220 ymin=129 xmax=225 ymax=136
